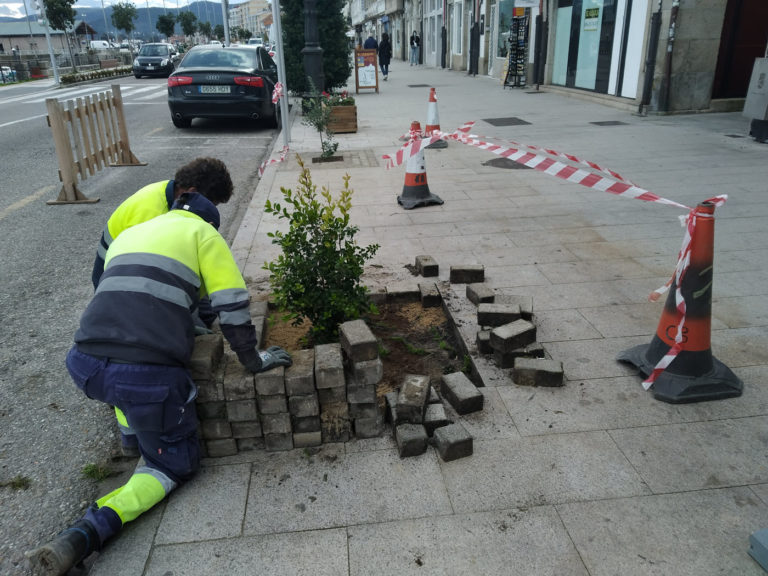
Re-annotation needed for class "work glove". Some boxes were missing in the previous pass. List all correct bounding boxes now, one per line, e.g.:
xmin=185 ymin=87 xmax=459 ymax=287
xmin=242 ymin=346 xmax=292 ymax=373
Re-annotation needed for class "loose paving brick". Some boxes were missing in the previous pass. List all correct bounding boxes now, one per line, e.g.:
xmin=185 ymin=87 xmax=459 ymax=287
xmin=188 ymin=334 xmax=224 ymax=381
xmin=495 ymin=294 xmax=534 ymax=320
xmin=201 ymin=419 xmax=232 ymax=440
xmin=395 ymin=423 xmax=428 ymax=457
xmin=513 ymin=357 xmax=565 ymax=387
xmin=288 ymin=394 xmax=320 ymax=418
xmin=226 ymin=399 xmax=259 ymax=422
xmin=478 ymin=303 xmax=522 ymax=327
xmin=467 ymin=283 xmax=495 ymax=305
xmin=255 ymin=368 xmax=285 ymax=396
xmin=433 ymin=423 xmax=473 ymax=461
xmin=354 ymin=415 xmax=384 ymax=438
xmin=339 ymin=319 xmax=379 ymax=361
xmin=415 ymin=255 xmax=439 ymax=277
xmin=223 ymin=362 xmax=255 ymax=401
xmin=261 ymin=412 xmax=291 ymax=435
xmin=397 ymin=374 xmax=431 ymax=424
xmin=489 ymin=319 xmax=537 ymax=353
xmin=320 ymin=401 xmax=350 ymax=443
xmin=205 ymin=438 xmax=238 ymax=457
xmin=293 ymin=431 xmax=322 ymax=448
xmin=348 ymin=358 xmax=383 ymax=387
xmin=476 ymin=330 xmax=493 ymax=354
xmin=264 ymin=433 xmax=293 ymax=451
xmin=231 ymin=421 xmax=262 ymax=438
xmin=284 ymin=349 xmax=315 ymax=396
xmin=449 ymin=265 xmax=484 ymax=284
xmin=236 ymin=437 xmax=264 ymax=451
xmin=440 ymin=372 xmax=484 ymax=415
xmin=419 ymin=282 xmax=442 ymax=308
xmin=292 ymin=416 xmax=321 ymax=433
xmin=257 ymin=394 xmax=287 ymax=415
xmin=423 ymin=403 xmax=451 ymax=436
xmin=314 ymin=343 xmax=345 ymax=389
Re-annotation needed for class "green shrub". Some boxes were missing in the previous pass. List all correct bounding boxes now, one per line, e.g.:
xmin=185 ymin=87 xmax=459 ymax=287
xmin=263 ymin=156 xmax=379 ymax=344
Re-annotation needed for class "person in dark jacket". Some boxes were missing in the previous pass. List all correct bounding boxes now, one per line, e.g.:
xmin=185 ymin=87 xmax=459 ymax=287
xmin=378 ymin=32 xmax=392 ymax=80
xmin=409 ymin=31 xmax=420 ymax=65
xmin=25 ymin=193 xmax=291 ymax=576
xmin=363 ymin=32 xmax=378 ymax=50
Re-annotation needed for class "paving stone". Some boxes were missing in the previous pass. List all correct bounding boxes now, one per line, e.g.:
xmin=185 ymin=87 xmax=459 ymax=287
xmin=315 ymin=343 xmax=345 ymax=389
xmin=423 ymin=402 xmax=451 ymax=436
xmin=248 ymin=299 xmax=269 ymax=319
xmin=386 ymin=284 xmax=421 ymax=302
xmin=254 ymin=368 xmax=285 ymax=396
xmin=384 ymin=391 xmax=400 ymax=424
xmin=188 ymin=334 xmax=224 ymax=381
xmin=292 ymin=415 xmax=321 ymax=433
xmin=261 ymin=412 xmax=291 ymax=435
xmin=339 ymin=319 xmax=379 ymax=361
xmin=226 ymin=399 xmax=258 ymax=422
xmin=397 ymin=373 xmax=431 ymax=424
xmin=347 ymin=385 xmax=376 ymax=405
xmin=321 ymin=401 xmax=350 ymax=443
xmin=395 ymin=423 xmax=428 ymax=457
xmin=476 ymin=330 xmax=493 ymax=354
xmin=348 ymin=358 xmax=383 ymax=387
xmin=494 ymin=342 xmax=547 ymax=368
xmin=513 ymin=358 xmax=565 ymax=386
xmin=194 ymin=377 xmax=224 ymax=403
xmin=428 ymin=386 xmax=442 ymax=404
xmin=265 ymin=433 xmax=293 ymax=452
xmin=440 ymin=372 xmax=484 ymax=415
xmin=252 ymin=316 xmax=266 ymax=350
xmin=257 ymin=393 xmax=287 ymax=415
xmin=467 ymin=283 xmax=495 ymax=305
xmin=317 ymin=386 xmax=347 ymax=404
xmin=288 ymin=393 xmax=320 ymax=418
xmin=489 ymin=319 xmax=537 ymax=353
xmin=366 ymin=286 xmax=387 ymax=306
xmin=495 ymin=294 xmax=534 ymax=320
xmin=201 ymin=419 xmax=232 ymax=440
xmin=450 ymin=265 xmax=485 ymax=284
xmin=231 ymin=420 xmax=262 ymax=439
xmin=205 ymin=438 xmax=238 ymax=457
xmin=196 ymin=401 xmax=226 ymax=420
xmin=293 ymin=431 xmax=322 ymax=448
xmin=284 ymin=349 xmax=315 ymax=396
xmin=223 ymin=362 xmax=255 ymax=400
xmin=419 ymin=282 xmax=442 ymax=308
xmin=415 ymin=255 xmax=439 ymax=277
xmin=433 ymin=422 xmax=473 ymax=461
xmin=354 ymin=415 xmax=384 ymax=438
xmin=236 ymin=437 xmax=264 ymax=452
xmin=349 ymin=402 xmax=379 ymax=419
xmin=478 ymin=303 xmax=522 ymax=327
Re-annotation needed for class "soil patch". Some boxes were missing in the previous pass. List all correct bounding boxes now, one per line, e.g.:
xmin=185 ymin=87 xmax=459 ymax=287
xmin=263 ymin=301 xmax=467 ymax=402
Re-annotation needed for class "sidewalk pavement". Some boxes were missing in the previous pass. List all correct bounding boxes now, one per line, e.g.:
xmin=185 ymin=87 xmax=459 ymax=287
xmin=89 ymin=62 xmax=768 ymax=576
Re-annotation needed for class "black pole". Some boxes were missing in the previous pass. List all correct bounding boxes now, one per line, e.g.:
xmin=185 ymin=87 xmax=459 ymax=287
xmin=639 ymin=2 xmax=662 ymax=114
xmin=441 ymin=26 xmax=446 ymax=68
xmin=302 ymin=0 xmax=324 ymax=92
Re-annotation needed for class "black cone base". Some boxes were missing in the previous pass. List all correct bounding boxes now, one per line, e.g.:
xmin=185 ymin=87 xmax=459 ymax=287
xmin=618 ymin=343 xmax=743 ymax=403
xmin=398 ymin=188 xmax=444 ymax=210
xmin=425 ymin=139 xmax=448 ymax=149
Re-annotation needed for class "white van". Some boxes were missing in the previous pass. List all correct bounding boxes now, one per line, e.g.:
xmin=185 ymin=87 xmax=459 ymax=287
xmin=90 ymin=40 xmax=111 ymax=51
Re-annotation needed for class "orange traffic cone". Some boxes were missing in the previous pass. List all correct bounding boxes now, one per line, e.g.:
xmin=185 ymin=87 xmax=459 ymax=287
xmin=397 ymin=121 xmax=443 ymax=210
xmin=424 ymin=87 xmax=447 ymax=149
xmin=618 ymin=201 xmax=742 ymax=403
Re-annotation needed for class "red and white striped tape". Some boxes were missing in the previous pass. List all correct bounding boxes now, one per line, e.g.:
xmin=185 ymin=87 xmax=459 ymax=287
xmin=271 ymin=82 xmax=284 ymax=104
xmin=258 ymin=145 xmax=289 ymax=177
xmin=382 ymin=121 xmax=729 ymax=389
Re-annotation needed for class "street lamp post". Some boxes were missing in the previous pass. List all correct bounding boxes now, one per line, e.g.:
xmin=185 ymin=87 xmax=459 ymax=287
xmin=100 ymin=0 xmax=110 ymax=42
xmin=302 ymin=0 xmax=324 ymax=93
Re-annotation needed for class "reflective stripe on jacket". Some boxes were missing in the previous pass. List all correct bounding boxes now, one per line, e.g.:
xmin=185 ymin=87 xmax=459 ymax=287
xmin=77 ymin=209 xmax=256 ymax=366
xmin=92 ymin=180 xmax=175 ymax=288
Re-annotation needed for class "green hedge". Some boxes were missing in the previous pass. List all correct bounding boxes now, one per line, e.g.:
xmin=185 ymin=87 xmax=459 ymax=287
xmin=60 ymin=66 xmax=133 ymax=85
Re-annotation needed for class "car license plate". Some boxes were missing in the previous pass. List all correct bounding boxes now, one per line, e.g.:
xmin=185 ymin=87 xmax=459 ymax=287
xmin=147 ymin=65 xmax=154 ymax=70
xmin=200 ymin=85 xmax=230 ymax=94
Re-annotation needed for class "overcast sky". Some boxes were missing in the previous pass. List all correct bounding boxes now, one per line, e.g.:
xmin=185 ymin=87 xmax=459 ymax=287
xmin=0 ymin=0 xmax=230 ymax=20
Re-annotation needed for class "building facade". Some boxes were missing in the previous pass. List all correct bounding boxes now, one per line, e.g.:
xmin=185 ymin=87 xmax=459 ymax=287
xmin=350 ymin=0 xmax=768 ymax=113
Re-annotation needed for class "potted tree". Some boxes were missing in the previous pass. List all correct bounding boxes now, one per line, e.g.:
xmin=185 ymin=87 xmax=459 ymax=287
xmin=325 ymin=91 xmax=357 ymax=134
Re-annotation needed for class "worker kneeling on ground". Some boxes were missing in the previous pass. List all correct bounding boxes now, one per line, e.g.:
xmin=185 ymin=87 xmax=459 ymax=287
xmin=26 ymin=193 xmax=291 ymax=576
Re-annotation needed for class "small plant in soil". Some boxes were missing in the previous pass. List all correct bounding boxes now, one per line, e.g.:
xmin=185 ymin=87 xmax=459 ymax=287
xmin=263 ymin=156 xmax=380 ymax=344
xmin=82 ymin=463 xmax=113 ymax=481
xmin=0 ymin=475 xmax=31 ymax=490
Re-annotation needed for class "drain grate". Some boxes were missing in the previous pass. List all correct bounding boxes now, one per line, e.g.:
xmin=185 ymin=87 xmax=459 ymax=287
xmin=483 ymin=117 xmax=531 ymax=127
xmin=590 ymin=120 xmax=628 ymax=126
xmin=525 ymin=91 xmax=547 ymax=95
xmin=408 ymin=84 xmax=431 ymax=88
xmin=482 ymin=157 xmax=531 ymax=170
xmin=726 ymin=134 xmax=745 ymax=139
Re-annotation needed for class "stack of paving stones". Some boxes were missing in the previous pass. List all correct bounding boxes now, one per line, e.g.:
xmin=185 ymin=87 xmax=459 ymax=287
xmin=190 ymin=296 xmax=390 ymax=457
xmin=384 ymin=372 xmax=478 ymax=462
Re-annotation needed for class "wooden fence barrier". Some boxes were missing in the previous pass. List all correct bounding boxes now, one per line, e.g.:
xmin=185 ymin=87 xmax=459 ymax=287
xmin=45 ymin=84 xmax=146 ymax=205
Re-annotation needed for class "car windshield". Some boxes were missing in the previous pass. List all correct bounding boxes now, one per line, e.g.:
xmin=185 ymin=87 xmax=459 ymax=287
xmin=140 ymin=45 xmax=168 ymax=57
xmin=181 ymin=49 xmax=257 ymax=69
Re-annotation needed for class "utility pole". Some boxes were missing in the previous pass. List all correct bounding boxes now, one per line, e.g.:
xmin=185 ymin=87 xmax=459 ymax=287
xmin=22 ymin=0 xmax=39 ymax=55
xmin=271 ymin=0 xmax=289 ymax=148
xmin=221 ymin=0 xmax=230 ymax=45
xmin=33 ymin=0 xmax=60 ymax=83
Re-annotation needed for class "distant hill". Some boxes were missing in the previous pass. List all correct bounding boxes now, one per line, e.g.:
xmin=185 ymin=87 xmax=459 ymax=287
xmin=0 ymin=1 xmax=225 ymax=41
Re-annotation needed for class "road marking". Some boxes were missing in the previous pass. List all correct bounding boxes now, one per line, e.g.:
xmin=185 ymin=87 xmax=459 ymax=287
xmin=0 ymin=186 xmax=55 ymax=221
xmin=0 ymin=113 xmax=48 ymax=129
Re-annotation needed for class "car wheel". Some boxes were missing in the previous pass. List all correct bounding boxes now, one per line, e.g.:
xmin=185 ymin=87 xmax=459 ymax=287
xmin=134 ymin=74 xmax=141 ymax=79
xmin=172 ymin=116 xmax=192 ymax=128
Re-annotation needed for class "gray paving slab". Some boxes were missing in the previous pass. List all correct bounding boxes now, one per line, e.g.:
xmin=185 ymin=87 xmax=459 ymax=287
xmin=144 ymin=528 xmax=348 ymax=576
xmin=441 ymin=386 xmax=522 ymax=441
xmin=439 ymin=433 xmax=650 ymax=514
xmin=752 ymin=484 xmax=768 ymax=506
xmin=557 ymin=487 xmax=768 ymax=576
xmin=534 ymin=308 xmax=603 ymax=342
xmin=543 ymin=335 xmax=648 ymax=380
xmin=88 ymin=503 xmax=164 ymax=576
xmin=608 ymin=416 xmax=768 ymax=493
xmin=243 ymin=443 xmax=453 ymax=535
xmin=155 ymin=463 xmax=251 ymax=545
xmin=347 ymin=506 xmax=589 ymax=576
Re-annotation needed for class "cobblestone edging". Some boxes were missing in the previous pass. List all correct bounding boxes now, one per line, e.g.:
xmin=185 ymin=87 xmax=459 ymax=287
xmin=192 ymin=258 xmax=564 ymax=460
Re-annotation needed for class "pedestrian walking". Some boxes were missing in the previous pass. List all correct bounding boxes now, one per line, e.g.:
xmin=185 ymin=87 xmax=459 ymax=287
xmin=363 ymin=32 xmax=378 ymax=50
xmin=378 ymin=32 xmax=392 ymax=80
xmin=410 ymin=31 xmax=420 ymax=65
xmin=25 ymin=193 xmax=292 ymax=576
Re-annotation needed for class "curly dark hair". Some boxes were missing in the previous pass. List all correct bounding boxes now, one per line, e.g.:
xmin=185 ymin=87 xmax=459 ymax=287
xmin=174 ymin=157 xmax=233 ymax=205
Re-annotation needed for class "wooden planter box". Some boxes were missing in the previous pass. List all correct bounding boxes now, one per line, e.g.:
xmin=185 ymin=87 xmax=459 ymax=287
xmin=327 ymin=105 xmax=357 ymax=134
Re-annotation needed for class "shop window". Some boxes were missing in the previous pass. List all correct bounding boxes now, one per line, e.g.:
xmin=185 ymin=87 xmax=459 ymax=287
xmin=453 ymin=2 xmax=463 ymax=54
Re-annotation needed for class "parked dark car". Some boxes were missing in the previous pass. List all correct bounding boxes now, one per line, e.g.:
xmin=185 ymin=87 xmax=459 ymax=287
xmin=133 ymin=43 xmax=178 ymax=78
xmin=167 ymin=44 xmax=280 ymax=129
